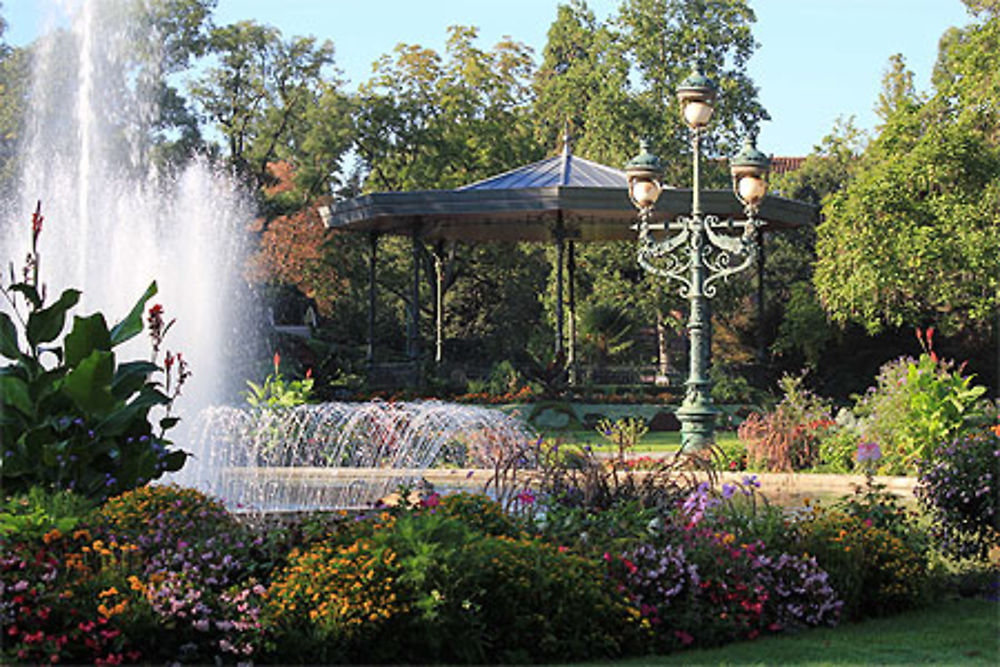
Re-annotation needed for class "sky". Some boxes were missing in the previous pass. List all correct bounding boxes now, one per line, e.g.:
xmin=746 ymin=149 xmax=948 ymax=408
xmin=2 ymin=0 xmax=972 ymax=157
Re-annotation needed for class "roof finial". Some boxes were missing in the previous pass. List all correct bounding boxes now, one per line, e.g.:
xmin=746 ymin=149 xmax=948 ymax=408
xmin=562 ymin=119 xmax=572 ymax=157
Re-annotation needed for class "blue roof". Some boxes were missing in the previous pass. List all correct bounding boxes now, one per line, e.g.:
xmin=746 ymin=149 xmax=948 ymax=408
xmin=459 ymin=144 xmax=626 ymax=190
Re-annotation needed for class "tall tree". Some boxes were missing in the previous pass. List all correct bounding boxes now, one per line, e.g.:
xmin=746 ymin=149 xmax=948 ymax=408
xmin=874 ymin=53 xmax=917 ymax=125
xmin=815 ymin=6 xmax=1000 ymax=338
xmin=532 ymin=0 xmax=639 ymax=165
xmin=355 ymin=25 xmax=540 ymax=192
xmin=349 ymin=27 xmax=549 ymax=363
xmin=615 ymin=0 xmax=768 ymax=183
xmin=188 ymin=20 xmax=351 ymax=204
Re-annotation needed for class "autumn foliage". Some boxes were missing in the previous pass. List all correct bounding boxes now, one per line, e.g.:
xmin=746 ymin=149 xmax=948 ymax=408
xmin=246 ymin=162 xmax=345 ymax=316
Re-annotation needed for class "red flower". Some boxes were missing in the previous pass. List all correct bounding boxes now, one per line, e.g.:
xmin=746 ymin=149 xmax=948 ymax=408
xmin=31 ymin=201 xmax=43 ymax=243
xmin=674 ymin=630 xmax=695 ymax=646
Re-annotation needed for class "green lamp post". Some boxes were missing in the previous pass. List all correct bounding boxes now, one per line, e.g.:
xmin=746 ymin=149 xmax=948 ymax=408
xmin=625 ymin=69 xmax=771 ymax=452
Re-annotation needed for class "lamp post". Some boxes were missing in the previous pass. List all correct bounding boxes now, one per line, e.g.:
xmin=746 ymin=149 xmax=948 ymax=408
xmin=625 ymin=69 xmax=770 ymax=452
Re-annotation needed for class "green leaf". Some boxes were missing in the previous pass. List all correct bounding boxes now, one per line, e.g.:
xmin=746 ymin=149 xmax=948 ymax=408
xmin=64 ymin=313 xmax=112 ymax=368
xmin=111 ymin=360 xmax=159 ymax=400
xmin=9 ymin=283 xmax=42 ymax=310
xmin=162 ymin=450 xmax=187 ymax=472
xmin=25 ymin=289 xmax=80 ymax=348
xmin=160 ymin=416 xmax=180 ymax=430
xmin=110 ymin=281 xmax=157 ymax=347
xmin=0 ymin=375 xmax=33 ymax=417
xmin=61 ymin=350 xmax=116 ymax=414
xmin=0 ymin=312 xmax=19 ymax=359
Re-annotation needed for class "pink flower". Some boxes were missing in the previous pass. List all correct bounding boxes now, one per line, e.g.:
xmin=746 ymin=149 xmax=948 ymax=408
xmin=675 ymin=630 xmax=694 ymax=646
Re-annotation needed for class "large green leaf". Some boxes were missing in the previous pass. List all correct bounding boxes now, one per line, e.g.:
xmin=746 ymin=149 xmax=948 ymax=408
xmin=8 ymin=283 xmax=42 ymax=310
xmin=62 ymin=350 xmax=115 ymax=415
xmin=0 ymin=375 xmax=32 ymax=417
xmin=110 ymin=281 xmax=157 ymax=347
xmin=25 ymin=288 xmax=80 ymax=348
xmin=0 ymin=312 xmax=19 ymax=359
xmin=112 ymin=360 xmax=159 ymax=400
xmin=64 ymin=313 xmax=112 ymax=368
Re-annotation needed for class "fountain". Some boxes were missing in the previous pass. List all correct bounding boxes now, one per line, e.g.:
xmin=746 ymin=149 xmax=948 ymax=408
xmin=1 ymin=0 xmax=536 ymax=512
xmin=186 ymin=401 xmax=538 ymax=512
xmin=0 ymin=0 xmax=254 ymax=416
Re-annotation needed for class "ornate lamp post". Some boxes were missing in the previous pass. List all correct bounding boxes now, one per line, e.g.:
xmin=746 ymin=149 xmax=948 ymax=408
xmin=625 ymin=69 xmax=770 ymax=452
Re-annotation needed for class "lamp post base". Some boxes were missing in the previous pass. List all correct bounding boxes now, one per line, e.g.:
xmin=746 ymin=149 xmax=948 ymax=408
xmin=676 ymin=402 xmax=719 ymax=452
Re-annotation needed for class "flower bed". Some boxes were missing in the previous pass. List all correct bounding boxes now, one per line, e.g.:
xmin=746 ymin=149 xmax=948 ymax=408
xmin=5 ymin=451 xmax=994 ymax=666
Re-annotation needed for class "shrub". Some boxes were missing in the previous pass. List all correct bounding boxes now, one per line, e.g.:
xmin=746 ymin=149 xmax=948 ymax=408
xmin=434 ymin=491 xmax=523 ymax=538
xmin=611 ymin=531 xmax=840 ymax=652
xmin=265 ymin=537 xmax=403 ymax=663
xmin=266 ymin=508 xmax=635 ymax=664
xmin=96 ymin=485 xmax=272 ymax=663
xmin=1 ymin=206 xmax=187 ymax=502
xmin=98 ymin=484 xmax=236 ymax=543
xmin=916 ymin=428 xmax=1000 ymax=561
xmin=738 ymin=374 xmax=834 ymax=471
xmin=854 ymin=329 xmax=988 ymax=473
xmin=792 ymin=506 xmax=930 ymax=619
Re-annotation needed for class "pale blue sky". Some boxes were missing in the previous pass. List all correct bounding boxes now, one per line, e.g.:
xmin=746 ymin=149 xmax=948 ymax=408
xmin=3 ymin=0 xmax=971 ymax=156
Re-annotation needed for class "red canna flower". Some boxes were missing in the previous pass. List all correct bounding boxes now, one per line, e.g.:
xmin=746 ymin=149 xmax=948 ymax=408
xmin=273 ymin=351 xmax=281 ymax=374
xmin=31 ymin=201 xmax=44 ymax=244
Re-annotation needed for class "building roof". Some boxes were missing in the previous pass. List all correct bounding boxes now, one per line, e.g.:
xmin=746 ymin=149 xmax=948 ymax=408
xmin=324 ymin=144 xmax=818 ymax=242
xmin=769 ymin=156 xmax=807 ymax=175
xmin=459 ymin=143 xmax=627 ymax=190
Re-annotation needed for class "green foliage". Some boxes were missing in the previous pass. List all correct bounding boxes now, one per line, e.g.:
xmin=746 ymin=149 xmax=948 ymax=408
xmin=96 ymin=483 xmax=239 ymax=545
xmin=595 ymin=415 xmax=649 ymax=463
xmin=243 ymin=352 xmax=314 ymax=409
xmin=267 ymin=505 xmax=635 ymax=664
xmin=771 ymin=282 xmax=837 ymax=370
xmin=816 ymin=421 xmax=862 ymax=473
xmin=1 ymin=219 xmax=186 ymax=501
xmin=0 ymin=486 xmax=92 ymax=540
xmin=616 ymin=0 xmax=766 ymax=174
xmin=355 ymin=25 xmax=540 ymax=193
xmin=434 ymin=491 xmax=523 ymax=538
xmin=792 ymin=506 xmax=931 ymax=620
xmin=580 ymin=302 xmax=635 ymax=365
xmin=815 ymin=12 xmax=1000 ymax=336
xmin=854 ymin=337 xmax=988 ymax=473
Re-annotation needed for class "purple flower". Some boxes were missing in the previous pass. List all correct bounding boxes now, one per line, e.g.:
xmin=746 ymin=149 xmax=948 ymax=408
xmin=856 ymin=441 xmax=882 ymax=463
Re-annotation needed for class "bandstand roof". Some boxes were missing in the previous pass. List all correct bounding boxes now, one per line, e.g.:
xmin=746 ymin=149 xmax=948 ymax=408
xmin=324 ymin=146 xmax=818 ymax=242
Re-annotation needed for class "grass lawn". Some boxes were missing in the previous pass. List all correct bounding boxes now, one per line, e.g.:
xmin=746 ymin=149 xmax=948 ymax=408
xmin=564 ymin=597 xmax=999 ymax=666
xmin=546 ymin=429 xmax=741 ymax=454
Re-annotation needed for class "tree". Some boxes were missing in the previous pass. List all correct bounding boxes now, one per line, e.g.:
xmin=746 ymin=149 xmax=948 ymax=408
xmin=532 ymin=0 xmax=639 ymax=165
xmin=615 ymin=0 xmax=768 ymax=183
xmin=0 ymin=4 xmax=27 ymax=193
xmin=815 ymin=9 xmax=1000 ymax=338
xmin=188 ymin=20 xmax=350 ymax=204
xmin=349 ymin=27 xmax=550 ymax=363
xmin=355 ymin=25 xmax=540 ymax=192
xmin=874 ymin=53 xmax=917 ymax=125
